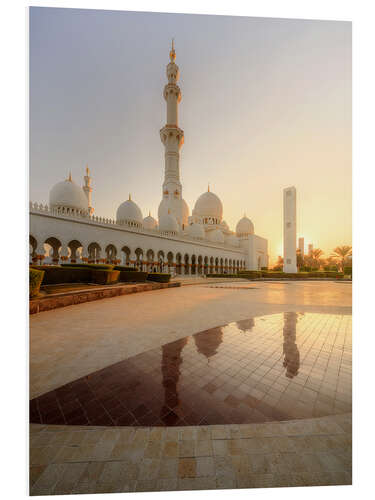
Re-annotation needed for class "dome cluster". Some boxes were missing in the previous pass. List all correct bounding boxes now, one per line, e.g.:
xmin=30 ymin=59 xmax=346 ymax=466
xmin=48 ymin=173 xmax=256 ymax=247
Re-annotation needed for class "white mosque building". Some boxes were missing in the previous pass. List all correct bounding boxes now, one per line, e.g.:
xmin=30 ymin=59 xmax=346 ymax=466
xmin=29 ymin=42 xmax=268 ymax=275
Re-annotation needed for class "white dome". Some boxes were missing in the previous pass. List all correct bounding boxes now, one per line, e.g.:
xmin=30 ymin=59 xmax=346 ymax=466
xmin=193 ymin=189 xmax=223 ymax=220
xmin=159 ymin=213 xmax=179 ymax=233
xmin=208 ymin=229 xmax=225 ymax=244
xmin=236 ymin=215 xmax=254 ymax=236
xmin=49 ymin=177 xmax=88 ymax=212
xmin=158 ymin=197 xmax=189 ymax=227
xmin=187 ymin=223 xmax=205 ymax=239
xmin=116 ymin=197 xmax=143 ymax=224
xmin=143 ymin=213 xmax=157 ymax=230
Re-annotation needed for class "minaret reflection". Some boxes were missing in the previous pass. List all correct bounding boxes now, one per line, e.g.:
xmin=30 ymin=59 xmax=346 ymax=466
xmin=236 ymin=318 xmax=255 ymax=333
xmin=194 ymin=327 xmax=223 ymax=361
xmin=160 ymin=337 xmax=188 ymax=424
xmin=282 ymin=312 xmax=300 ymax=378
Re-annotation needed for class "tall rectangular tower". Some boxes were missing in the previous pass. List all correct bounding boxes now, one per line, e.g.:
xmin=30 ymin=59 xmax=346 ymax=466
xmin=283 ymin=186 xmax=297 ymax=273
xmin=298 ymin=237 xmax=304 ymax=256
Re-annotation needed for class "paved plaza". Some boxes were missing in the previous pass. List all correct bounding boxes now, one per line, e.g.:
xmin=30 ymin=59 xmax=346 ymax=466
xmin=29 ymin=280 xmax=352 ymax=494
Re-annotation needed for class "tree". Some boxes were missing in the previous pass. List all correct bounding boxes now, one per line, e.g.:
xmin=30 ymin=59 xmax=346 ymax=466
xmin=311 ymin=249 xmax=324 ymax=269
xmin=331 ymin=245 xmax=352 ymax=272
xmin=296 ymin=249 xmax=304 ymax=269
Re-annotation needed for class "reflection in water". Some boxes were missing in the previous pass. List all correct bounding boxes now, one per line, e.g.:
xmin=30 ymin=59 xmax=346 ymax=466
xmin=236 ymin=318 xmax=255 ymax=333
xmin=160 ymin=337 xmax=188 ymax=424
xmin=282 ymin=312 xmax=300 ymax=378
xmin=194 ymin=327 xmax=223 ymax=361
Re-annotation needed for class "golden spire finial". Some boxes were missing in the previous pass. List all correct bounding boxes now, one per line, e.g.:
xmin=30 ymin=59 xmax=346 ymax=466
xmin=68 ymin=171 xmax=72 ymax=182
xmin=129 ymin=193 xmax=131 ymax=201
xmin=86 ymin=164 xmax=89 ymax=176
xmin=208 ymin=183 xmax=210 ymax=192
xmin=149 ymin=210 xmax=151 ymax=217
xmin=168 ymin=208 xmax=171 ymax=214
xmin=169 ymin=38 xmax=176 ymax=62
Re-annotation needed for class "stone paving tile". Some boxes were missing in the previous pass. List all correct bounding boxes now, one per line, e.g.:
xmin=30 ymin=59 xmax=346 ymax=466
xmin=178 ymin=477 xmax=217 ymax=490
xmin=178 ymin=457 xmax=197 ymax=478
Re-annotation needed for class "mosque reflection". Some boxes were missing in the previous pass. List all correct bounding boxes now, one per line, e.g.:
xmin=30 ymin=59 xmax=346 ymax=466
xmin=235 ymin=318 xmax=255 ymax=333
xmin=282 ymin=312 xmax=301 ymax=378
xmin=194 ymin=327 xmax=223 ymax=361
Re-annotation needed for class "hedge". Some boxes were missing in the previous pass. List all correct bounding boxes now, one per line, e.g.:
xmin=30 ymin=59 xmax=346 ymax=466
xmin=344 ymin=266 xmax=352 ymax=275
xmin=91 ymin=269 xmax=120 ymax=285
xmin=30 ymin=265 xmax=92 ymax=285
xmin=147 ymin=273 xmax=171 ymax=283
xmin=206 ymin=273 xmax=240 ymax=278
xmin=30 ymin=268 xmax=44 ymax=298
xmin=118 ymin=270 xmax=148 ymax=282
xmin=61 ymin=263 xmax=114 ymax=270
xmin=114 ymin=265 xmax=139 ymax=272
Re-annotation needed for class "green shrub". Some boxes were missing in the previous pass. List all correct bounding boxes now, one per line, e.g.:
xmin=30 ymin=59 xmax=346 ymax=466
xmin=29 ymin=268 xmax=44 ymax=298
xmin=206 ymin=273 xmax=239 ymax=278
xmin=113 ymin=265 xmax=139 ymax=272
xmin=261 ymin=267 xmax=268 ymax=271
xmin=91 ymin=269 xmax=120 ymax=285
xmin=30 ymin=265 xmax=92 ymax=285
xmin=118 ymin=271 xmax=148 ymax=282
xmin=344 ymin=266 xmax=352 ymax=276
xmin=147 ymin=273 xmax=171 ymax=283
xmin=302 ymin=266 xmax=311 ymax=272
xmin=272 ymin=266 xmax=283 ymax=271
xmin=61 ymin=263 xmax=114 ymax=270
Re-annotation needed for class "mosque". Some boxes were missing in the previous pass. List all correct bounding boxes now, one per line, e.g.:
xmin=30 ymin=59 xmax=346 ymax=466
xmin=29 ymin=42 xmax=268 ymax=274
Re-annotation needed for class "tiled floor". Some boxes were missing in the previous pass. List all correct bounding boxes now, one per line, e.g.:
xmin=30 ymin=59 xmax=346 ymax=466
xmin=29 ymin=412 xmax=352 ymax=495
xmin=30 ymin=312 xmax=351 ymax=427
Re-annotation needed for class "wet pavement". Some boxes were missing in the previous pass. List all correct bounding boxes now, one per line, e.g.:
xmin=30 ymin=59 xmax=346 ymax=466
xmin=30 ymin=312 xmax=351 ymax=427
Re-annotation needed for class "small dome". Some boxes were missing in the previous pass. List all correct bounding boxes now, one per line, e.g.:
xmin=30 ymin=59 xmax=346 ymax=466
xmin=143 ymin=212 xmax=157 ymax=230
xmin=159 ymin=212 xmax=178 ymax=233
xmin=236 ymin=215 xmax=254 ymax=236
xmin=193 ymin=188 xmax=223 ymax=220
xmin=187 ymin=223 xmax=205 ymax=239
xmin=208 ymin=229 xmax=225 ymax=244
xmin=116 ymin=196 xmax=143 ymax=224
xmin=49 ymin=175 xmax=88 ymax=212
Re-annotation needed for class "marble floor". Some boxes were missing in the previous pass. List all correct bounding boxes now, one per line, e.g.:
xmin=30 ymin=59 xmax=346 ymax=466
xmin=29 ymin=280 xmax=352 ymax=494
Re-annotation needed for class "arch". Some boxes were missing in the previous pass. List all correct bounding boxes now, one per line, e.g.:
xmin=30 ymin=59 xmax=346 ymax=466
xmin=88 ymin=242 xmax=101 ymax=263
xmin=68 ymin=239 xmax=83 ymax=263
xmin=176 ymin=252 xmax=182 ymax=275
xmin=258 ymin=255 xmax=261 ymax=270
xmin=105 ymin=244 xmax=117 ymax=264
xmin=197 ymin=255 xmax=203 ymax=275
xmin=203 ymin=256 xmax=209 ymax=274
xmin=220 ymin=257 xmax=224 ymax=273
xmin=134 ymin=247 xmax=144 ymax=270
xmin=121 ymin=245 xmax=131 ymax=265
xmin=45 ymin=237 xmax=62 ymax=264
xmin=167 ymin=251 xmax=174 ymax=273
xmin=146 ymin=249 xmax=155 ymax=272
xmin=184 ymin=253 xmax=190 ymax=275
xmin=215 ymin=257 xmax=219 ymax=273
xmin=29 ymin=235 xmax=37 ymax=263
xmin=157 ymin=250 xmax=165 ymax=272
xmin=191 ymin=254 xmax=197 ymax=275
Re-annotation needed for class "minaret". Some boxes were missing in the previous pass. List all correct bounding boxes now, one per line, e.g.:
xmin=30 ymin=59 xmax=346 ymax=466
xmin=283 ymin=186 xmax=297 ymax=273
xmin=159 ymin=39 xmax=184 ymax=205
xmin=83 ymin=165 xmax=94 ymax=215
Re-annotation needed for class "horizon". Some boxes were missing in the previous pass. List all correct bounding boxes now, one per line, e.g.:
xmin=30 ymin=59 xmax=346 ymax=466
xmin=29 ymin=7 xmax=352 ymax=263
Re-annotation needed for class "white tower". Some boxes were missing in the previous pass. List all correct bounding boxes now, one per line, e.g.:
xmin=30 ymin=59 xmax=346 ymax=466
xmin=83 ymin=165 xmax=94 ymax=215
xmin=158 ymin=40 xmax=189 ymax=228
xmin=298 ymin=237 xmax=304 ymax=256
xmin=283 ymin=186 xmax=297 ymax=273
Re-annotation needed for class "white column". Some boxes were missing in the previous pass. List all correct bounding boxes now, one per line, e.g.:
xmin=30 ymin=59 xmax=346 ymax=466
xmin=283 ymin=186 xmax=297 ymax=273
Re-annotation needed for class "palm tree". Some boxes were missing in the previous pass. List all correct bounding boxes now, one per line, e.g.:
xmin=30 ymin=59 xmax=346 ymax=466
xmin=308 ymin=248 xmax=324 ymax=269
xmin=331 ymin=245 xmax=352 ymax=272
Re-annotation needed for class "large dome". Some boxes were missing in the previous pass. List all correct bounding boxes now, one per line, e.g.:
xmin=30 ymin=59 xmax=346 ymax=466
xmin=207 ymin=229 xmax=225 ymax=244
xmin=159 ymin=212 xmax=178 ymax=233
xmin=158 ymin=197 xmax=189 ymax=227
xmin=49 ymin=176 xmax=88 ymax=212
xmin=236 ymin=215 xmax=254 ymax=236
xmin=187 ymin=223 xmax=205 ymax=239
xmin=193 ymin=189 xmax=223 ymax=220
xmin=143 ymin=213 xmax=157 ymax=230
xmin=116 ymin=196 xmax=143 ymax=224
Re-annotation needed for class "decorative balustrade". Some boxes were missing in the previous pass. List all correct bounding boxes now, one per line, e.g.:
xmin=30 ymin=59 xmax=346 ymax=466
xmin=29 ymin=201 xmax=244 ymax=252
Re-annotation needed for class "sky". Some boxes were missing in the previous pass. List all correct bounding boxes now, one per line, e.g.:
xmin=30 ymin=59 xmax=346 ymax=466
xmin=29 ymin=7 xmax=351 ymax=263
